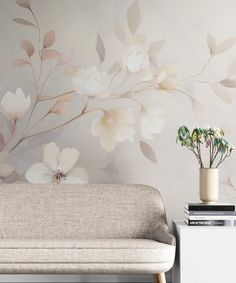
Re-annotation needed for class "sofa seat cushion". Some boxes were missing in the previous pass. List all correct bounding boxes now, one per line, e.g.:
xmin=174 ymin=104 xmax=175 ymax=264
xmin=0 ymin=239 xmax=175 ymax=264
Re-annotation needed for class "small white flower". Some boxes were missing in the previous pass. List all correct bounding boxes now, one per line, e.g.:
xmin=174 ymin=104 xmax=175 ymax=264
xmin=140 ymin=106 xmax=166 ymax=140
xmin=0 ymin=151 xmax=14 ymax=178
xmin=91 ymin=109 xmax=136 ymax=152
xmin=1 ymin=88 xmax=31 ymax=121
xmin=73 ymin=66 xmax=110 ymax=97
xmin=214 ymin=132 xmax=222 ymax=138
xmin=120 ymin=44 xmax=152 ymax=81
xmin=204 ymin=125 xmax=210 ymax=130
xmin=25 ymin=142 xmax=88 ymax=184
xmin=213 ymin=127 xmax=222 ymax=138
xmin=155 ymin=66 xmax=177 ymax=91
xmin=213 ymin=127 xmax=220 ymax=132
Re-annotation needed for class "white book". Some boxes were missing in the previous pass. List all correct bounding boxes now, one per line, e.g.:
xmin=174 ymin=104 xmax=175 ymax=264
xmin=185 ymin=213 xmax=236 ymax=220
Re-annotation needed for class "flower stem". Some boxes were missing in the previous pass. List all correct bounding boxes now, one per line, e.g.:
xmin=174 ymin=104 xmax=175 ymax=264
xmin=181 ymin=56 xmax=212 ymax=80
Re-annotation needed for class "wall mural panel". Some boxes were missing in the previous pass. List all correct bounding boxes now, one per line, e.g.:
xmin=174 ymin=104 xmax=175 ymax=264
xmin=1 ymin=0 xmax=236 ymax=220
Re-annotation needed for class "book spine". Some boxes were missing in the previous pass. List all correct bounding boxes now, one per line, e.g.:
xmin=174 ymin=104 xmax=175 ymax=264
xmin=184 ymin=209 xmax=236 ymax=216
xmin=185 ymin=214 xmax=236 ymax=220
xmin=185 ymin=219 xmax=235 ymax=226
xmin=186 ymin=205 xmax=235 ymax=211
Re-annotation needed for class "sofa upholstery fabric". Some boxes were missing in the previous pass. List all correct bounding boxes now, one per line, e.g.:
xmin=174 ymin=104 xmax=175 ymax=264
xmin=0 ymin=183 xmax=175 ymax=274
xmin=0 ymin=239 xmax=175 ymax=263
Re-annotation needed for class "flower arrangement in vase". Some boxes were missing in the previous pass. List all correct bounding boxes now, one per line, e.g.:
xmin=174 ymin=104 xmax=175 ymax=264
xmin=176 ymin=125 xmax=234 ymax=203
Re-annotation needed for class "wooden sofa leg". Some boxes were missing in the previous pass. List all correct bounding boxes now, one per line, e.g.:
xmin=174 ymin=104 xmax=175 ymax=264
xmin=153 ymin=273 xmax=166 ymax=283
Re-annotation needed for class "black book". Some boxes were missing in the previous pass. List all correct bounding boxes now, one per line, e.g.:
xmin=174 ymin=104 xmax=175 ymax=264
xmin=185 ymin=203 xmax=235 ymax=212
xmin=185 ymin=219 xmax=233 ymax=226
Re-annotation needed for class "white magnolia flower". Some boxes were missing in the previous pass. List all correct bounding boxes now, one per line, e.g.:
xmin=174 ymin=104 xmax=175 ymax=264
xmin=25 ymin=142 xmax=88 ymax=184
xmin=91 ymin=109 xmax=136 ymax=152
xmin=1 ymin=87 xmax=31 ymax=121
xmin=155 ymin=66 xmax=177 ymax=91
xmin=140 ymin=107 xmax=166 ymax=140
xmin=73 ymin=66 xmax=110 ymax=97
xmin=0 ymin=151 xmax=14 ymax=178
xmin=121 ymin=44 xmax=152 ymax=81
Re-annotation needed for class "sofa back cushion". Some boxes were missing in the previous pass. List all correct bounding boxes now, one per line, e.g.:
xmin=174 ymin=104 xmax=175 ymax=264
xmin=0 ymin=183 xmax=166 ymax=239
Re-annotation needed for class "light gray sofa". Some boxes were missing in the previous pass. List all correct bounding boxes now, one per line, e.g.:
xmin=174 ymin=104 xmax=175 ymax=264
xmin=0 ymin=183 xmax=175 ymax=283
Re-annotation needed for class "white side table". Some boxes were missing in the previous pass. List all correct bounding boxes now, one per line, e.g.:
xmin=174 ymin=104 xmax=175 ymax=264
xmin=172 ymin=220 xmax=236 ymax=283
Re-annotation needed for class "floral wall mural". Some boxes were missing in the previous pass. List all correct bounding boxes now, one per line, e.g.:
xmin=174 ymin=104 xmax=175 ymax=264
xmin=1 ymin=0 xmax=236 ymax=220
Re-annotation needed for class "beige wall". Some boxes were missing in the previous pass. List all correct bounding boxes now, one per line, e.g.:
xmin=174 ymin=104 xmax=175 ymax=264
xmin=0 ymin=0 xmax=236 ymax=225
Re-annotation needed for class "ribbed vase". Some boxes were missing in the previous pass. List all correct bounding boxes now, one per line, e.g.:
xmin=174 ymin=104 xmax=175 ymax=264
xmin=199 ymin=168 xmax=219 ymax=203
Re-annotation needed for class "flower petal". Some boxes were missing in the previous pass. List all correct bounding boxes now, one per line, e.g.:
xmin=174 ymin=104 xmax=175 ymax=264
xmin=141 ymin=108 xmax=165 ymax=139
xmin=91 ymin=118 xmax=103 ymax=136
xmin=0 ymin=151 xmax=14 ymax=177
xmin=1 ymin=91 xmax=16 ymax=120
xmin=127 ymin=53 xmax=143 ymax=73
xmin=139 ymin=68 xmax=153 ymax=81
xmin=58 ymin=147 xmax=79 ymax=174
xmin=156 ymin=70 xmax=167 ymax=83
xmin=61 ymin=167 xmax=88 ymax=184
xmin=25 ymin=162 xmax=53 ymax=184
xmin=43 ymin=142 xmax=60 ymax=172
xmin=100 ymin=133 xmax=117 ymax=152
xmin=13 ymin=88 xmax=31 ymax=119
xmin=73 ymin=66 xmax=109 ymax=97
xmin=0 ymin=162 xmax=14 ymax=178
xmin=116 ymin=124 xmax=136 ymax=142
xmin=1 ymin=88 xmax=31 ymax=120
xmin=112 ymin=109 xmax=135 ymax=124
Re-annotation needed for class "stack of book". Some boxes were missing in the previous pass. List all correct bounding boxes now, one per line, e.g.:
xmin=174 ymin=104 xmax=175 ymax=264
xmin=185 ymin=203 xmax=236 ymax=226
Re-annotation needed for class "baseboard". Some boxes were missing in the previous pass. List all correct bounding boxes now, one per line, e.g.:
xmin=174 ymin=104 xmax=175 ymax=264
xmin=0 ymin=274 xmax=172 ymax=282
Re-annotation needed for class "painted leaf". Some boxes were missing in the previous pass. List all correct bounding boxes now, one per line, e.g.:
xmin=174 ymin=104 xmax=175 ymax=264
xmin=127 ymin=0 xmax=141 ymax=34
xmin=64 ymin=65 xmax=80 ymax=77
xmin=41 ymin=49 xmax=61 ymax=61
xmin=191 ymin=98 xmax=205 ymax=119
xmin=2 ymin=171 xmax=19 ymax=184
xmin=114 ymin=25 xmax=127 ymax=43
xmin=96 ymin=34 xmax=105 ymax=63
xmin=20 ymin=38 xmax=34 ymax=57
xmin=12 ymin=58 xmax=30 ymax=67
xmin=227 ymin=58 xmax=236 ymax=78
xmin=13 ymin=18 xmax=36 ymax=28
xmin=15 ymin=0 xmax=31 ymax=9
xmin=131 ymin=34 xmax=146 ymax=45
xmin=58 ymin=49 xmax=73 ymax=65
xmin=220 ymin=79 xmax=236 ymax=88
xmin=215 ymin=38 xmax=236 ymax=55
xmin=43 ymin=30 xmax=55 ymax=48
xmin=108 ymin=62 xmax=120 ymax=74
xmin=0 ymin=132 xmax=4 ymax=151
xmin=148 ymin=40 xmax=165 ymax=55
xmin=149 ymin=54 xmax=158 ymax=67
xmin=207 ymin=33 xmax=216 ymax=55
xmin=210 ymin=83 xmax=231 ymax=104
xmin=140 ymin=141 xmax=157 ymax=163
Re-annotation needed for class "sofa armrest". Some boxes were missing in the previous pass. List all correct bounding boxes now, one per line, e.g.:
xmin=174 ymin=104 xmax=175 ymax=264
xmin=152 ymin=223 xmax=176 ymax=246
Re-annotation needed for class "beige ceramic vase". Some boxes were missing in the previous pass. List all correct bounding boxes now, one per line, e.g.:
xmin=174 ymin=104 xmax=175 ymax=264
xmin=199 ymin=168 xmax=219 ymax=203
